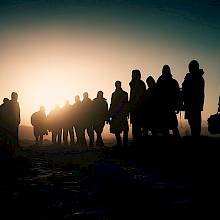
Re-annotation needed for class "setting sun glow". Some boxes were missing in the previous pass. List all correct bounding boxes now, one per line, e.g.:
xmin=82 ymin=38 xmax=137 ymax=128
xmin=1 ymin=23 xmax=219 ymax=127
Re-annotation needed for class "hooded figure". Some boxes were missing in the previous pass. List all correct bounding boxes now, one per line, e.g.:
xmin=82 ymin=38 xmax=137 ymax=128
xmin=182 ymin=60 xmax=205 ymax=137
xmin=144 ymin=76 xmax=157 ymax=135
xmin=156 ymin=65 xmax=181 ymax=136
xmin=129 ymin=69 xmax=146 ymax=143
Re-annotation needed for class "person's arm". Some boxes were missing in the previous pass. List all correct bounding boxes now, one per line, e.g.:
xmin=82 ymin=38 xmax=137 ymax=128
xmin=218 ymin=96 xmax=220 ymax=112
xmin=200 ymin=78 xmax=205 ymax=111
xmin=104 ymin=101 xmax=109 ymax=122
xmin=18 ymin=103 xmax=21 ymax=125
xmin=125 ymin=93 xmax=130 ymax=119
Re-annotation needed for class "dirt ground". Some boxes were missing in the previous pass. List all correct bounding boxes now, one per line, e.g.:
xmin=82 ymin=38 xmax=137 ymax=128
xmin=1 ymin=136 xmax=209 ymax=219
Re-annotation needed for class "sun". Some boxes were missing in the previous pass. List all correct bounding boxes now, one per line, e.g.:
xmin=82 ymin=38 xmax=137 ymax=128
xmin=30 ymin=72 xmax=74 ymax=114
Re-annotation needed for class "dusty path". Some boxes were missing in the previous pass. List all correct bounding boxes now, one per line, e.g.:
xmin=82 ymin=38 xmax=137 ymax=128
xmin=0 ymin=142 xmax=193 ymax=219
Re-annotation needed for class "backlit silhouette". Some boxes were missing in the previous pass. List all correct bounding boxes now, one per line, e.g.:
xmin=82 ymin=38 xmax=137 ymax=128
xmin=31 ymin=106 xmax=48 ymax=145
xmin=144 ymin=76 xmax=157 ymax=136
xmin=109 ymin=81 xmax=129 ymax=147
xmin=129 ymin=70 xmax=146 ymax=143
xmin=72 ymin=95 xmax=84 ymax=146
xmin=156 ymin=65 xmax=181 ymax=137
xmin=93 ymin=91 xmax=108 ymax=146
xmin=9 ymin=92 xmax=20 ymax=146
xmin=61 ymin=101 xmax=74 ymax=146
xmin=81 ymin=92 xmax=94 ymax=146
xmin=182 ymin=60 xmax=205 ymax=137
xmin=48 ymin=105 xmax=62 ymax=144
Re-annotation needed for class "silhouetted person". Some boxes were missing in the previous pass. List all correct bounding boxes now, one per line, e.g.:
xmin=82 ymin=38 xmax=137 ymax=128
xmin=0 ymin=98 xmax=11 ymax=147
xmin=144 ymin=76 xmax=157 ymax=136
xmin=62 ymin=101 xmax=74 ymax=146
xmin=182 ymin=60 xmax=205 ymax=137
xmin=72 ymin=95 xmax=84 ymax=146
xmin=31 ymin=106 xmax=48 ymax=145
xmin=93 ymin=91 xmax=108 ymax=146
xmin=156 ymin=65 xmax=181 ymax=137
xmin=81 ymin=92 xmax=94 ymax=146
xmin=129 ymin=69 xmax=146 ymax=143
xmin=48 ymin=105 xmax=62 ymax=144
xmin=8 ymin=92 xmax=20 ymax=146
xmin=109 ymin=81 xmax=129 ymax=147
xmin=0 ymin=98 xmax=10 ymax=131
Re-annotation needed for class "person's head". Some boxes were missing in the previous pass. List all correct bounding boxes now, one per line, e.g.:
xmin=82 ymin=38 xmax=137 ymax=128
xmin=132 ymin=69 xmax=141 ymax=80
xmin=115 ymin=80 xmax=122 ymax=90
xmin=189 ymin=60 xmax=199 ymax=73
xmin=75 ymin=95 xmax=80 ymax=103
xmin=146 ymin=76 xmax=156 ymax=89
xmin=11 ymin=92 xmax=18 ymax=101
xmin=97 ymin=91 xmax=103 ymax=99
xmin=40 ymin=106 xmax=45 ymax=112
xmin=162 ymin=65 xmax=172 ymax=78
xmin=3 ymin=98 xmax=9 ymax=104
xmin=83 ymin=92 xmax=89 ymax=99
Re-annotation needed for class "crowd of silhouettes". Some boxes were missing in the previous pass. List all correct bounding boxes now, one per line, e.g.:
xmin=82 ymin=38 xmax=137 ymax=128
xmin=0 ymin=60 xmax=207 ymax=147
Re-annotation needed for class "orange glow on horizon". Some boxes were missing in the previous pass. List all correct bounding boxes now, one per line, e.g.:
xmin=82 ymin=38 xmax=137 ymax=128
xmin=0 ymin=25 xmax=219 ymax=127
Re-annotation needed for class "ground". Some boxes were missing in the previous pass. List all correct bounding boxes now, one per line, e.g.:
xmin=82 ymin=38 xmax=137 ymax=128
xmin=0 ymin=136 xmax=208 ymax=219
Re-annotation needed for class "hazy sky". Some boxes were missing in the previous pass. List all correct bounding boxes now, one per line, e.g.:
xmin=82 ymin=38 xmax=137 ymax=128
xmin=0 ymin=0 xmax=220 ymax=126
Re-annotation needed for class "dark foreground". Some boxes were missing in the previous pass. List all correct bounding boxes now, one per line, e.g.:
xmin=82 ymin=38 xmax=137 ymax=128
xmin=1 ymin=136 xmax=213 ymax=219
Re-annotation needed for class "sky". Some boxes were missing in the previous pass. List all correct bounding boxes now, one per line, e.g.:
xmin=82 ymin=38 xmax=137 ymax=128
xmin=0 ymin=0 xmax=220 ymax=127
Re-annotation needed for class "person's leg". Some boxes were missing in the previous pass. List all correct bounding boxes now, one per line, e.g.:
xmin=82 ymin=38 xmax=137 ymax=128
xmin=81 ymin=128 xmax=87 ymax=146
xmin=97 ymin=131 xmax=104 ymax=146
xmin=87 ymin=126 xmax=94 ymax=146
xmin=132 ymin=123 xmax=137 ymax=141
xmin=14 ymin=126 xmax=19 ymax=146
xmin=132 ymin=122 xmax=142 ymax=144
xmin=35 ymin=136 xmax=38 ymax=145
xmin=17 ymin=126 xmax=19 ymax=146
xmin=188 ymin=111 xmax=201 ymax=137
xmin=75 ymin=127 xmax=80 ymax=146
xmin=115 ymin=133 xmax=122 ymax=146
xmin=123 ymin=130 xmax=128 ymax=147
xmin=40 ymin=135 xmax=43 ymax=145
xmin=193 ymin=111 xmax=202 ymax=137
xmin=58 ymin=129 xmax=62 ymax=144
xmin=52 ymin=132 xmax=56 ymax=144
xmin=99 ymin=130 xmax=104 ymax=146
xmin=96 ymin=125 xmax=104 ymax=146
xmin=63 ymin=128 xmax=68 ymax=145
xmin=69 ymin=127 xmax=74 ymax=145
